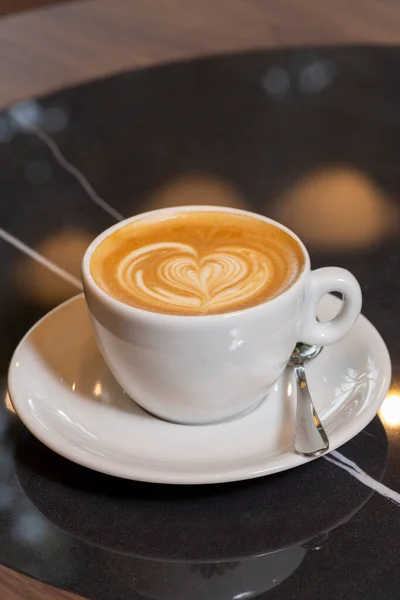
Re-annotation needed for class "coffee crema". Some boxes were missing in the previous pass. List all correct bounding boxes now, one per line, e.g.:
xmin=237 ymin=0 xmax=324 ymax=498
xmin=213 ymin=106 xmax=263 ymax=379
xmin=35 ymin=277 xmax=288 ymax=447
xmin=90 ymin=211 xmax=305 ymax=315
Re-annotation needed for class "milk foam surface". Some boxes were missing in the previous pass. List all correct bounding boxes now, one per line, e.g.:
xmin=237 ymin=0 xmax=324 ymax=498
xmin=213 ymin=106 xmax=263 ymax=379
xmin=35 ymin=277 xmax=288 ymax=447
xmin=90 ymin=211 xmax=304 ymax=315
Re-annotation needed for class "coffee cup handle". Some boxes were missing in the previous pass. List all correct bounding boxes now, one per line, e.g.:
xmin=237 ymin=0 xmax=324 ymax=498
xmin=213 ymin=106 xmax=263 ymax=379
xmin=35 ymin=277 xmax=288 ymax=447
xmin=298 ymin=267 xmax=362 ymax=346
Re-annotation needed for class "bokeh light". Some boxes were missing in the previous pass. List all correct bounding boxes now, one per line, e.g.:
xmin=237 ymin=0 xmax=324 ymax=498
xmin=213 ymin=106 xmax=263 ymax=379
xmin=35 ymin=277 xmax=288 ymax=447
xmin=4 ymin=392 xmax=15 ymax=414
xmin=379 ymin=389 xmax=400 ymax=429
xmin=274 ymin=167 xmax=398 ymax=250
xmin=16 ymin=229 xmax=90 ymax=305
xmin=145 ymin=174 xmax=246 ymax=211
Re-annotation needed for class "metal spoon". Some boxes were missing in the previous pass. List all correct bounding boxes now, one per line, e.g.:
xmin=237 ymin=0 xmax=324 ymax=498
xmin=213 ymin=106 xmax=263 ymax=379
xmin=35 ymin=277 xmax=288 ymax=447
xmin=289 ymin=343 xmax=329 ymax=457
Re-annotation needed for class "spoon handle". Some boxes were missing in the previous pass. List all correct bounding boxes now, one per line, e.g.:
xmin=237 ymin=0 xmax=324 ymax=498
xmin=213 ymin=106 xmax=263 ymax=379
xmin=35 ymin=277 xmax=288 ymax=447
xmin=293 ymin=364 xmax=329 ymax=457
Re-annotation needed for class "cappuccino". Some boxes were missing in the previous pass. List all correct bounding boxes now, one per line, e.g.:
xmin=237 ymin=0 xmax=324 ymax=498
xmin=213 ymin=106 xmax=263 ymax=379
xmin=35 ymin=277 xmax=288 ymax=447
xmin=90 ymin=210 xmax=304 ymax=315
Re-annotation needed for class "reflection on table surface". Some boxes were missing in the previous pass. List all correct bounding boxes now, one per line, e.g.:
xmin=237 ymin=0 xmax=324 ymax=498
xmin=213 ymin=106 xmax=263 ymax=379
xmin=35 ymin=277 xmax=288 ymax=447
xmin=0 ymin=384 xmax=392 ymax=600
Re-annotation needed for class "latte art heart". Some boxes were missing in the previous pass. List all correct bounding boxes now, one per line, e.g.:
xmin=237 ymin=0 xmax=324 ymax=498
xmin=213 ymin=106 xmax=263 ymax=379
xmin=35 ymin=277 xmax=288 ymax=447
xmin=91 ymin=210 xmax=304 ymax=315
xmin=118 ymin=243 xmax=273 ymax=311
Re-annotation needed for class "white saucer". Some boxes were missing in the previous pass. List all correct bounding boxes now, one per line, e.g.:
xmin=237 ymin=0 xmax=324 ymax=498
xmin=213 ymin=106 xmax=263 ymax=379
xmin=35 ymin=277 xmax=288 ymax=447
xmin=8 ymin=295 xmax=391 ymax=485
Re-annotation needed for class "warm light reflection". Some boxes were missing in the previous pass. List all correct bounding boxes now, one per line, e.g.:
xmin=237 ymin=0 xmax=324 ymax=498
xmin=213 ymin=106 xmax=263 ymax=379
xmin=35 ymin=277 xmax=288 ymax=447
xmin=16 ymin=229 xmax=91 ymax=305
xmin=379 ymin=390 xmax=400 ymax=428
xmin=5 ymin=392 xmax=15 ymax=414
xmin=274 ymin=167 xmax=398 ymax=251
xmin=145 ymin=174 xmax=246 ymax=211
xmin=72 ymin=382 xmax=76 ymax=392
xmin=93 ymin=382 xmax=102 ymax=398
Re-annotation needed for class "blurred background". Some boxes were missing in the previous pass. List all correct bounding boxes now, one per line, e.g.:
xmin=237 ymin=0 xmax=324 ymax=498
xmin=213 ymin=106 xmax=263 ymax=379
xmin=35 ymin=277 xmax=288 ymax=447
xmin=0 ymin=1 xmax=61 ymax=17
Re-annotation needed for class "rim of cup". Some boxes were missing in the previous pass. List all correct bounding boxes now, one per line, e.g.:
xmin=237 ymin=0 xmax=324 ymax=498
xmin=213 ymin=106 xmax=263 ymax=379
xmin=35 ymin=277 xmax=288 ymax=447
xmin=81 ymin=205 xmax=311 ymax=324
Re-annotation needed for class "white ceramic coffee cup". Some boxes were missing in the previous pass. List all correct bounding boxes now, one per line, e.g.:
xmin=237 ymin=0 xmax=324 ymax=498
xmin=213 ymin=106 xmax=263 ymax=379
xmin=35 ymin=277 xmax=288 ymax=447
xmin=82 ymin=206 xmax=362 ymax=425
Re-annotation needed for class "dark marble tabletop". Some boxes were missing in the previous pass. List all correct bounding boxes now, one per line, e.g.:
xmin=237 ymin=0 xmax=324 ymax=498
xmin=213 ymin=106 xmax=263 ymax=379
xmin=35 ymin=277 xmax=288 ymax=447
xmin=0 ymin=46 xmax=399 ymax=600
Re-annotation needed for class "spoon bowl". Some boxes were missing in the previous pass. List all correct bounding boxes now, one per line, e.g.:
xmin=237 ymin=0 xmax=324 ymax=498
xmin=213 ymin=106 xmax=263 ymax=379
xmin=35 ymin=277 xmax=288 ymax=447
xmin=289 ymin=343 xmax=329 ymax=457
